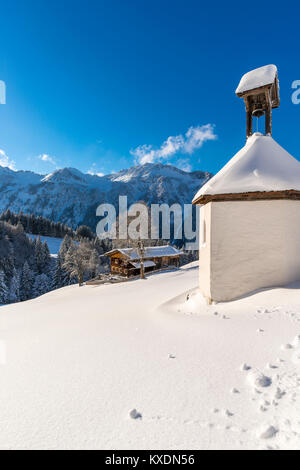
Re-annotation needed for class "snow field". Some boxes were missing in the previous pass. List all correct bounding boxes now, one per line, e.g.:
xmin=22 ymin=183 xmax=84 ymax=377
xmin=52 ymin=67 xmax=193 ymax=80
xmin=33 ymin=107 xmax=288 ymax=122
xmin=0 ymin=261 xmax=300 ymax=449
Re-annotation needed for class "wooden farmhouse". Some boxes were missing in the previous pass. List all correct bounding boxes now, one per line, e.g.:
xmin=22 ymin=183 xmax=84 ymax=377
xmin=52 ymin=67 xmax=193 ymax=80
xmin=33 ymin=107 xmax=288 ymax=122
xmin=193 ymin=65 xmax=300 ymax=303
xmin=105 ymin=245 xmax=182 ymax=277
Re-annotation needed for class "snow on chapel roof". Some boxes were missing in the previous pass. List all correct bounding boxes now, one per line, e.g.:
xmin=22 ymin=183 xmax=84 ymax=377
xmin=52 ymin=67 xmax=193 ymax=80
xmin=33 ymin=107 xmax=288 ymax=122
xmin=236 ymin=65 xmax=277 ymax=95
xmin=192 ymin=133 xmax=300 ymax=204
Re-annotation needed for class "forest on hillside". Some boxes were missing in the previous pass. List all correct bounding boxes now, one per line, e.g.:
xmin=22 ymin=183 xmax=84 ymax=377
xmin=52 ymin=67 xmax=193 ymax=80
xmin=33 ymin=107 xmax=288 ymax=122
xmin=0 ymin=210 xmax=75 ymax=239
xmin=0 ymin=220 xmax=111 ymax=305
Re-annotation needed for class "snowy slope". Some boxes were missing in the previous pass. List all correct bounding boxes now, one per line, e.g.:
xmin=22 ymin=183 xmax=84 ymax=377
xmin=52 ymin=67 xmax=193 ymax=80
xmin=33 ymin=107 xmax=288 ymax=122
xmin=0 ymin=164 xmax=212 ymax=229
xmin=193 ymin=133 xmax=300 ymax=202
xmin=26 ymin=234 xmax=64 ymax=256
xmin=26 ymin=234 xmax=78 ymax=257
xmin=0 ymin=263 xmax=300 ymax=449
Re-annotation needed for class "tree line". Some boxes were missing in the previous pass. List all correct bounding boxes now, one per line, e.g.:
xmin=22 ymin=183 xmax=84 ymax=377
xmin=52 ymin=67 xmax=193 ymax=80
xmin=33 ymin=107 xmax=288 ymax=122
xmin=0 ymin=210 xmax=97 ymax=241
xmin=0 ymin=210 xmax=75 ymax=239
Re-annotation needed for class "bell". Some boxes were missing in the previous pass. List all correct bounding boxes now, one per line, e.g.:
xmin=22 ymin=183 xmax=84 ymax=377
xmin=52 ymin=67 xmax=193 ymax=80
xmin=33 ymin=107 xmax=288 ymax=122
xmin=252 ymin=108 xmax=264 ymax=118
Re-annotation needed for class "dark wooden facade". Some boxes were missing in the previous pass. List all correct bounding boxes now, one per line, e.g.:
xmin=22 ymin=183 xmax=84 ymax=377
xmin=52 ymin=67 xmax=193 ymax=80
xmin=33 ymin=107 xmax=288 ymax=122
xmin=106 ymin=249 xmax=180 ymax=277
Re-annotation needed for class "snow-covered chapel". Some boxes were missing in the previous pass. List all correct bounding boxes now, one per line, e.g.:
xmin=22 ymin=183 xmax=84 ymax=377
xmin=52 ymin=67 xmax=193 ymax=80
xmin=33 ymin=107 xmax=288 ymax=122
xmin=193 ymin=65 xmax=300 ymax=303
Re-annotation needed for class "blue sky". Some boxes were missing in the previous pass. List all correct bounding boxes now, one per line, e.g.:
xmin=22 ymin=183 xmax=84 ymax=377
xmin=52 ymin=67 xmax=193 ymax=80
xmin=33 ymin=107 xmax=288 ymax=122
xmin=0 ymin=0 xmax=299 ymax=176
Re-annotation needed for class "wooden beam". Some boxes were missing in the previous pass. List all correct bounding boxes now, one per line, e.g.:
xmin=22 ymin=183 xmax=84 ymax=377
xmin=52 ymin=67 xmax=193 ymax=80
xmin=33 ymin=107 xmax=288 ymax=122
xmin=246 ymin=110 xmax=253 ymax=138
xmin=192 ymin=190 xmax=300 ymax=205
xmin=265 ymin=90 xmax=272 ymax=136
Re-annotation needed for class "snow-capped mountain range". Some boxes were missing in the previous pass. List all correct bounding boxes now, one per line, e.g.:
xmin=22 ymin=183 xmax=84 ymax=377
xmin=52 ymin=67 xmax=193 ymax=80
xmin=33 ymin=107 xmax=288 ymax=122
xmin=0 ymin=163 xmax=212 ymax=229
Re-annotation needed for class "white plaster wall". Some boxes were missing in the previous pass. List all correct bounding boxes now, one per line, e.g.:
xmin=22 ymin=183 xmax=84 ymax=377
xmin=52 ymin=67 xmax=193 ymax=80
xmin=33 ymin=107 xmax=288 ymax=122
xmin=199 ymin=200 xmax=300 ymax=302
xmin=199 ymin=203 xmax=212 ymax=302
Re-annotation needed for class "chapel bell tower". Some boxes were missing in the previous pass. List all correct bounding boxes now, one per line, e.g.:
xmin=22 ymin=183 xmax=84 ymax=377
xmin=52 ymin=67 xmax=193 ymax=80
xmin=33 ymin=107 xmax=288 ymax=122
xmin=235 ymin=65 xmax=280 ymax=138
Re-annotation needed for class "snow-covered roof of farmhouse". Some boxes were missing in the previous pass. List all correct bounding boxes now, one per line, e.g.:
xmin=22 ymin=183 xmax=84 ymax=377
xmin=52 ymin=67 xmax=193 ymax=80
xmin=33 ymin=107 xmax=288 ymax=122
xmin=106 ymin=245 xmax=182 ymax=260
xmin=130 ymin=260 xmax=156 ymax=269
xmin=193 ymin=133 xmax=300 ymax=204
xmin=236 ymin=64 xmax=277 ymax=95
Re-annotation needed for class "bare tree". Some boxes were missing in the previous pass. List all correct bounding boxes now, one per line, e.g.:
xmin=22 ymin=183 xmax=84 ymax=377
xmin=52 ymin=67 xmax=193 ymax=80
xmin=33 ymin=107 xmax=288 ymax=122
xmin=137 ymin=239 xmax=145 ymax=280
xmin=62 ymin=241 xmax=94 ymax=286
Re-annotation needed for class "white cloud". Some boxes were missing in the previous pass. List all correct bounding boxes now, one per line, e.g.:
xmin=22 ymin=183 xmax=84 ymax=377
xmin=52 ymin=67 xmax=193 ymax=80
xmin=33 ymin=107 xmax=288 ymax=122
xmin=87 ymin=163 xmax=105 ymax=177
xmin=175 ymin=158 xmax=192 ymax=172
xmin=87 ymin=170 xmax=104 ymax=177
xmin=130 ymin=124 xmax=217 ymax=165
xmin=0 ymin=149 xmax=16 ymax=170
xmin=183 ymin=125 xmax=216 ymax=154
xmin=38 ymin=154 xmax=56 ymax=166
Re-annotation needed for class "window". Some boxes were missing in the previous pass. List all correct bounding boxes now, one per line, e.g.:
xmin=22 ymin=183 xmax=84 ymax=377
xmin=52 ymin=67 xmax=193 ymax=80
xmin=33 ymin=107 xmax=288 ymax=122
xmin=200 ymin=213 xmax=206 ymax=248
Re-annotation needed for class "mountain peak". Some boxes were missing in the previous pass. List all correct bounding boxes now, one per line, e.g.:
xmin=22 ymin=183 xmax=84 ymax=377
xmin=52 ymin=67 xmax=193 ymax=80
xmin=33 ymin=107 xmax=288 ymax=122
xmin=42 ymin=167 xmax=88 ymax=184
xmin=108 ymin=162 xmax=208 ymax=183
xmin=0 ymin=161 xmax=212 ymax=228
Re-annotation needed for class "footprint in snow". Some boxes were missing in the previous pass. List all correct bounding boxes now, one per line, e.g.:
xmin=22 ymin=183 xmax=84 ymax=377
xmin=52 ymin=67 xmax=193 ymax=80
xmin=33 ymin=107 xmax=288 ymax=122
xmin=231 ymin=388 xmax=240 ymax=394
xmin=259 ymin=405 xmax=268 ymax=412
xmin=168 ymin=354 xmax=176 ymax=359
xmin=257 ymin=328 xmax=264 ymax=333
xmin=240 ymin=363 xmax=251 ymax=371
xmin=223 ymin=409 xmax=234 ymax=417
xmin=247 ymin=371 xmax=272 ymax=388
xmin=281 ymin=343 xmax=293 ymax=350
xmin=257 ymin=308 xmax=270 ymax=314
xmin=274 ymin=387 xmax=285 ymax=400
xmin=259 ymin=425 xmax=278 ymax=439
xmin=266 ymin=363 xmax=278 ymax=369
xmin=129 ymin=409 xmax=142 ymax=420
xmin=259 ymin=399 xmax=270 ymax=412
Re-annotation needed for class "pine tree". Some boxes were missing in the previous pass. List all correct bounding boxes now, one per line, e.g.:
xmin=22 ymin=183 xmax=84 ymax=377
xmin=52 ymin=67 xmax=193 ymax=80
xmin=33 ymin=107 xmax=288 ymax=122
xmin=9 ymin=268 xmax=20 ymax=303
xmin=89 ymin=248 xmax=99 ymax=279
xmin=53 ymin=253 xmax=63 ymax=288
xmin=15 ymin=221 xmax=24 ymax=234
xmin=0 ymin=270 xmax=8 ymax=304
xmin=3 ymin=248 xmax=14 ymax=288
xmin=75 ymin=225 xmax=94 ymax=241
xmin=58 ymin=235 xmax=73 ymax=286
xmin=35 ymin=236 xmax=43 ymax=273
xmin=42 ymin=241 xmax=51 ymax=273
xmin=59 ymin=234 xmax=72 ymax=257
xmin=34 ymin=237 xmax=50 ymax=274
xmin=20 ymin=261 xmax=32 ymax=301
xmin=33 ymin=273 xmax=50 ymax=297
xmin=93 ymin=237 xmax=104 ymax=255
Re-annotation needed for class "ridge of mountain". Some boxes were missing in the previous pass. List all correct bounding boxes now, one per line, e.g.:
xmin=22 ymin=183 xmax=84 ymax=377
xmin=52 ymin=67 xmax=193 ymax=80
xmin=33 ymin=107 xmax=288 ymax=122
xmin=0 ymin=163 xmax=212 ymax=229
